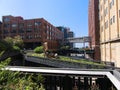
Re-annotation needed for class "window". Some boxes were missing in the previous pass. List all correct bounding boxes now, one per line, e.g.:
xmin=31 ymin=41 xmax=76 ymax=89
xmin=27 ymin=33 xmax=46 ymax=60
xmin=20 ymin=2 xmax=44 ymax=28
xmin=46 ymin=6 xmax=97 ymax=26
xmin=12 ymin=23 xmax=17 ymax=28
xmin=27 ymin=23 xmax=32 ymax=27
xmin=20 ymin=35 xmax=25 ymax=39
xmin=104 ymin=0 xmax=107 ymax=4
xmin=119 ymin=10 xmax=120 ymax=18
xmin=105 ymin=21 xmax=108 ymax=29
xmin=26 ymin=35 xmax=32 ymax=39
xmin=3 ymin=30 xmax=9 ymax=34
xmin=110 ymin=0 xmax=114 ymax=9
xmin=101 ymin=16 xmax=103 ymax=21
xmin=26 ymin=28 xmax=32 ymax=32
xmin=104 ymin=7 xmax=108 ymax=16
xmin=101 ymin=26 xmax=104 ymax=32
xmin=112 ymin=0 xmax=114 ymax=5
xmin=34 ymin=34 xmax=41 ymax=38
xmin=19 ymin=23 xmax=24 ymax=27
xmin=11 ymin=29 xmax=16 ymax=33
xmin=4 ymin=17 xmax=10 ymax=22
xmin=35 ymin=22 xmax=41 ymax=26
xmin=4 ymin=24 xmax=10 ymax=28
xmin=18 ymin=29 xmax=24 ymax=33
xmin=113 ymin=15 xmax=115 ymax=23
xmin=110 ymin=2 xmax=112 ymax=9
xmin=110 ymin=18 xmax=113 ymax=25
xmin=34 ymin=28 xmax=40 ymax=32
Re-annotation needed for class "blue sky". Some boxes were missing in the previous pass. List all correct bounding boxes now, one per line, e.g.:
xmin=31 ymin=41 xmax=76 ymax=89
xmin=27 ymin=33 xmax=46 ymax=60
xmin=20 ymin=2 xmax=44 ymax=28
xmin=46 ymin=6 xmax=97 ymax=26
xmin=0 ymin=0 xmax=89 ymax=47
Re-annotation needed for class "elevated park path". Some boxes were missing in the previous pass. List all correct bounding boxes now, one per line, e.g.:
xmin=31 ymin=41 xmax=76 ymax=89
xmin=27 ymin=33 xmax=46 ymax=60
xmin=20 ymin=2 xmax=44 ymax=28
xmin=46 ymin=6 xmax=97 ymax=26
xmin=22 ymin=54 xmax=120 ymax=89
xmin=24 ymin=53 xmax=114 ymax=69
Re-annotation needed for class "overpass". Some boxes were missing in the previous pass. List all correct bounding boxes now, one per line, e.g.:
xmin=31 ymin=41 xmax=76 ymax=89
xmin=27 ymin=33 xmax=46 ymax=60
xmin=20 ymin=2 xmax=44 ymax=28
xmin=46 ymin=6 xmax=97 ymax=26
xmin=5 ymin=66 xmax=120 ymax=90
xmin=67 ymin=36 xmax=91 ymax=43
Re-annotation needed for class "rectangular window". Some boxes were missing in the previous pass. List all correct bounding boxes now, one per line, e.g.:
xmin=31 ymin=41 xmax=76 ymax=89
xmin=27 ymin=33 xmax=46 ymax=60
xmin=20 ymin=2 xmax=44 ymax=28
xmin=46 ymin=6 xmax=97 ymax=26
xmin=119 ymin=10 xmax=120 ymax=18
xmin=110 ymin=0 xmax=114 ymax=9
xmin=4 ymin=24 xmax=10 ymax=28
xmin=19 ymin=23 xmax=24 ymax=27
xmin=12 ymin=23 xmax=17 ymax=28
xmin=112 ymin=0 xmax=114 ymax=5
xmin=105 ymin=21 xmax=108 ymax=29
xmin=27 ymin=23 xmax=32 ymax=27
xmin=11 ymin=29 xmax=16 ymax=33
xmin=110 ymin=18 xmax=113 ymax=25
xmin=3 ymin=30 xmax=9 ymax=34
xmin=104 ymin=7 xmax=108 ymax=16
xmin=18 ymin=29 xmax=24 ymax=33
xmin=4 ymin=17 xmax=10 ymax=22
xmin=101 ymin=26 xmax=103 ymax=32
xmin=35 ymin=22 xmax=41 ymax=26
xmin=110 ymin=2 xmax=112 ymax=9
xmin=113 ymin=15 xmax=115 ymax=23
xmin=26 ymin=28 xmax=32 ymax=32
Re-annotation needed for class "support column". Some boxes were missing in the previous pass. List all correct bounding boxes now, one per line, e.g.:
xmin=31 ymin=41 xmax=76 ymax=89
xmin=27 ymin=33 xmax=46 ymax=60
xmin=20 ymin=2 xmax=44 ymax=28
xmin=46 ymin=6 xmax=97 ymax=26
xmin=63 ymin=76 xmax=72 ymax=90
xmin=84 ymin=77 xmax=89 ymax=90
xmin=78 ymin=77 xmax=81 ymax=90
xmin=53 ymin=76 xmax=56 ymax=90
xmin=90 ymin=78 xmax=92 ymax=86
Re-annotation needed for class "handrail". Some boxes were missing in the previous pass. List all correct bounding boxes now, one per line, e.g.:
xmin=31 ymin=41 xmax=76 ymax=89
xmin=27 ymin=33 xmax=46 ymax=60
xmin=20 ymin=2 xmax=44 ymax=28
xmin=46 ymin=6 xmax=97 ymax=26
xmin=4 ymin=66 xmax=120 ymax=90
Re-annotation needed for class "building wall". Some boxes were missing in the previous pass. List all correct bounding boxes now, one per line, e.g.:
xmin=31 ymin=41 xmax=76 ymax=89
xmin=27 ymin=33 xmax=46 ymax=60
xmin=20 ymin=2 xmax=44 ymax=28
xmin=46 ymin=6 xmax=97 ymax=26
xmin=88 ymin=0 xmax=100 ymax=60
xmin=0 ymin=22 xmax=2 ymax=39
xmin=1 ymin=15 xmax=63 ymax=50
xmin=99 ymin=0 xmax=120 ymax=67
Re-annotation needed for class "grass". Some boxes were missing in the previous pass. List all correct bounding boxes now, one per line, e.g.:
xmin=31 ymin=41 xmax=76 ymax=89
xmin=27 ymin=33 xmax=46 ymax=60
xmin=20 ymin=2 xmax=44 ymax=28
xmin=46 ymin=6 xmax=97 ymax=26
xmin=26 ymin=52 xmax=105 ymax=67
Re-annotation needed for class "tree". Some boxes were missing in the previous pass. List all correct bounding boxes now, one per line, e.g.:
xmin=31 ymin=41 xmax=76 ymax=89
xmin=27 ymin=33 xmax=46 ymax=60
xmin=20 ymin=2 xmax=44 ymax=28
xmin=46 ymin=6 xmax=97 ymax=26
xmin=34 ymin=46 xmax=44 ymax=53
xmin=13 ymin=35 xmax=24 ymax=48
xmin=0 ymin=58 xmax=45 ymax=90
xmin=4 ymin=35 xmax=24 ymax=49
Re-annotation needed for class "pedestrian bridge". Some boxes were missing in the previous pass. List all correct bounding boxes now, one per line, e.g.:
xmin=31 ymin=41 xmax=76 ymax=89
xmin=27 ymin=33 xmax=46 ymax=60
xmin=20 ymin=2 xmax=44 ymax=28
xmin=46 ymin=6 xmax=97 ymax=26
xmin=67 ymin=36 xmax=91 ymax=43
xmin=5 ymin=66 xmax=120 ymax=90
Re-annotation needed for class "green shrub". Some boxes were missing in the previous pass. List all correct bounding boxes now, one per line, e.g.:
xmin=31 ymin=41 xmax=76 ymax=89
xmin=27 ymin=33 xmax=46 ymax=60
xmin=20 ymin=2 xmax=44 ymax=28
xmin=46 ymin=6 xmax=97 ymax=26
xmin=13 ymin=45 xmax=21 ymax=51
xmin=34 ymin=46 xmax=43 ymax=53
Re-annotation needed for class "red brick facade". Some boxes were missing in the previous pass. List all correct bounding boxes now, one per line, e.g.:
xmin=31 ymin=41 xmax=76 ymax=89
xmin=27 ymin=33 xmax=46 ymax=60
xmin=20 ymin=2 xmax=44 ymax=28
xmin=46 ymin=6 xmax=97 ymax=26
xmin=0 ymin=22 xmax=2 ymax=39
xmin=88 ymin=0 xmax=100 ymax=60
xmin=1 ymin=15 xmax=63 ymax=50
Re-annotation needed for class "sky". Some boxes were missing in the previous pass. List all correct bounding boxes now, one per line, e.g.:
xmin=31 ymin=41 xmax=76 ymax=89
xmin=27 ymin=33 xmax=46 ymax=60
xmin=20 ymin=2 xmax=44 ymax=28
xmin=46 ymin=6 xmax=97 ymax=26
xmin=0 ymin=0 xmax=89 ymax=47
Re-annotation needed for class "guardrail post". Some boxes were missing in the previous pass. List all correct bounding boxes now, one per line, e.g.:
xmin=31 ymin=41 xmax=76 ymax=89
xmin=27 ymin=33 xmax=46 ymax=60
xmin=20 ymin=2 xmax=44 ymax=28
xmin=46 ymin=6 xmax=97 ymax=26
xmin=63 ymin=76 xmax=72 ymax=90
xmin=84 ymin=77 xmax=89 ymax=90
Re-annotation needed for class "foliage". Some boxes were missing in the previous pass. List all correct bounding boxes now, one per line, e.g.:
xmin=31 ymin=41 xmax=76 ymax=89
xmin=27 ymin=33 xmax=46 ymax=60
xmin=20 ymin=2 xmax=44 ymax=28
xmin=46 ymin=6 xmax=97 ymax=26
xmin=4 ymin=35 xmax=24 ymax=49
xmin=60 ymin=45 xmax=70 ymax=50
xmin=27 ymin=52 xmax=105 ymax=67
xmin=0 ymin=58 xmax=45 ymax=90
xmin=0 ymin=35 xmax=24 ymax=59
xmin=34 ymin=46 xmax=44 ymax=53
xmin=13 ymin=35 xmax=24 ymax=48
xmin=12 ymin=45 xmax=21 ymax=51
xmin=4 ymin=37 xmax=13 ymax=46
xmin=0 ymin=40 xmax=12 ymax=51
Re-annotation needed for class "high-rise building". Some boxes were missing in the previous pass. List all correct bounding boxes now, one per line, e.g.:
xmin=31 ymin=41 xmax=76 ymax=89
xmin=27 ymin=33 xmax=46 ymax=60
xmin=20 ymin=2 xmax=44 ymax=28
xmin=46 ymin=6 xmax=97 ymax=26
xmin=56 ymin=26 xmax=70 ymax=39
xmin=88 ymin=0 xmax=100 ymax=60
xmin=57 ymin=26 xmax=74 ymax=48
xmin=1 ymin=15 xmax=63 ymax=50
xmin=99 ymin=0 xmax=120 ymax=67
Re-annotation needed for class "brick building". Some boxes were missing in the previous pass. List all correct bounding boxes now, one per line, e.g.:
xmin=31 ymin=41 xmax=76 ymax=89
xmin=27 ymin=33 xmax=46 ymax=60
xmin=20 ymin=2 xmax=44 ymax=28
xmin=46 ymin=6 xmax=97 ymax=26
xmin=88 ymin=0 xmax=100 ymax=60
xmin=0 ymin=22 xmax=2 ymax=39
xmin=1 ymin=15 xmax=63 ymax=50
